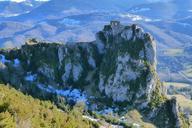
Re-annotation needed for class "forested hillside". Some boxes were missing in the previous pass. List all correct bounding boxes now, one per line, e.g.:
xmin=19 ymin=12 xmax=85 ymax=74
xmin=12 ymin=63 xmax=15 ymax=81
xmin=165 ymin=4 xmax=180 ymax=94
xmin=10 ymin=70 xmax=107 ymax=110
xmin=0 ymin=84 xmax=98 ymax=128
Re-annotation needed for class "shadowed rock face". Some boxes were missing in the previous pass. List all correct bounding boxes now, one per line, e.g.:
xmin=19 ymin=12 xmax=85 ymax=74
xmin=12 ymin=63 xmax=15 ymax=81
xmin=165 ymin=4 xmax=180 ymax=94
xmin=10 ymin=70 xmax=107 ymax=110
xmin=0 ymin=21 xmax=189 ymax=128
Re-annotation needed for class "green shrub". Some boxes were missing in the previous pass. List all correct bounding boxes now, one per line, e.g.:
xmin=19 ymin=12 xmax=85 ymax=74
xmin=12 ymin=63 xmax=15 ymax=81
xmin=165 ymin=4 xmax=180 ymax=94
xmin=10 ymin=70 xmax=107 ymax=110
xmin=0 ymin=84 xmax=98 ymax=128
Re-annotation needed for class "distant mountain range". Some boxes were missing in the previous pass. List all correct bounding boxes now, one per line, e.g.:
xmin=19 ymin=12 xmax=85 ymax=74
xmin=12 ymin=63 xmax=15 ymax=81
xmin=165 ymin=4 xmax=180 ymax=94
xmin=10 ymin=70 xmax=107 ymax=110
xmin=0 ymin=0 xmax=192 ymax=47
xmin=0 ymin=0 xmax=47 ymax=18
xmin=0 ymin=0 xmax=192 ymax=83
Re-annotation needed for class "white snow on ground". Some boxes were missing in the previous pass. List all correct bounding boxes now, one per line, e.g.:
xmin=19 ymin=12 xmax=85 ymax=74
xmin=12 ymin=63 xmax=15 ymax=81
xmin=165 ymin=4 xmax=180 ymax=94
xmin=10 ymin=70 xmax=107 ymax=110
xmin=0 ymin=13 xmax=20 ymax=17
xmin=102 ymin=108 xmax=114 ymax=115
xmin=37 ymin=84 xmax=87 ymax=103
xmin=82 ymin=115 xmax=126 ymax=128
xmin=13 ymin=58 xmax=20 ymax=67
xmin=133 ymin=123 xmax=141 ymax=128
xmin=0 ymin=11 xmax=30 ymax=18
xmin=25 ymin=73 xmax=37 ymax=82
xmin=0 ymin=55 xmax=21 ymax=67
xmin=120 ymin=13 xmax=143 ymax=21
xmin=0 ymin=54 xmax=11 ymax=64
xmin=37 ymin=84 xmax=50 ymax=92
xmin=82 ymin=115 xmax=99 ymax=122
xmin=119 ymin=13 xmax=161 ymax=22
xmin=98 ymin=107 xmax=114 ymax=115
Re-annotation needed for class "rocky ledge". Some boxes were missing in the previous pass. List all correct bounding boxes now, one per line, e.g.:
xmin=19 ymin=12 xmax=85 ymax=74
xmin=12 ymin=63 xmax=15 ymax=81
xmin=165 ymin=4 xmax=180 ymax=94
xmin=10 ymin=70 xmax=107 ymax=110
xmin=0 ymin=21 xmax=189 ymax=127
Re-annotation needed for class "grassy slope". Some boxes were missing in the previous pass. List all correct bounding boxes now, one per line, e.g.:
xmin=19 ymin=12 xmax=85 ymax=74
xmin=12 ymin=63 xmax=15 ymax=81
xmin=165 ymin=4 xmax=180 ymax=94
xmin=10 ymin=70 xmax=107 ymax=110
xmin=0 ymin=84 xmax=97 ymax=128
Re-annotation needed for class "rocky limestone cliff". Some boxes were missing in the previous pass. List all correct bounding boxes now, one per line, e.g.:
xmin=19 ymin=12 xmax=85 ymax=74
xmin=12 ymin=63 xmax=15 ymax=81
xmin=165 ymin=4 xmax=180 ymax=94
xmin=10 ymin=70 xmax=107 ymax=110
xmin=0 ymin=21 xmax=158 ymax=103
xmin=0 ymin=21 xmax=189 ymax=128
xmin=97 ymin=22 xmax=157 ymax=104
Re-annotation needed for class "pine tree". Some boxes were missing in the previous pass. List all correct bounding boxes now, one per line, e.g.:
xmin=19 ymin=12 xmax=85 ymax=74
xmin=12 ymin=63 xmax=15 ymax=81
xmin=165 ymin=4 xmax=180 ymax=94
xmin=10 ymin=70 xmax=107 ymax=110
xmin=0 ymin=111 xmax=16 ymax=128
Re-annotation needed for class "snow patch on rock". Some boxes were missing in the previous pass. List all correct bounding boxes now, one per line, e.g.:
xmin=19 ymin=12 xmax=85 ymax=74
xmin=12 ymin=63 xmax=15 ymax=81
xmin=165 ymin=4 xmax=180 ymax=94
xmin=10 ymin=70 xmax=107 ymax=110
xmin=13 ymin=58 xmax=20 ymax=67
xmin=82 ymin=115 xmax=99 ymax=122
xmin=0 ymin=54 xmax=11 ymax=64
xmin=25 ymin=73 xmax=37 ymax=82
xmin=37 ymin=84 xmax=87 ymax=103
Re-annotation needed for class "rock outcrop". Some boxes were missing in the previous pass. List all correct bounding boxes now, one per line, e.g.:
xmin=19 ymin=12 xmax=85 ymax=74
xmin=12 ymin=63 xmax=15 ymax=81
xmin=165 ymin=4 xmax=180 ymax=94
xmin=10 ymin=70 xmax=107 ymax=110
xmin=97 ymin=21 xmax=158 ymax=104
xmin=0 ymin=21 xmax=158 ymax=103
xmin=0 ymin=21 xmax=189 ymax=128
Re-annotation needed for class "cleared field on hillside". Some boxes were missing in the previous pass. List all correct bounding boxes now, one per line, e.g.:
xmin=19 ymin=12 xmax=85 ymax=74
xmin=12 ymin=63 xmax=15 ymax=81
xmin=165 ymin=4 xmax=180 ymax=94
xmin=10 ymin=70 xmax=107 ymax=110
xmin=164 ymin=82 xmax=191 ymax=88
xmin=163 ymin=48 xmax=184 ymax=56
